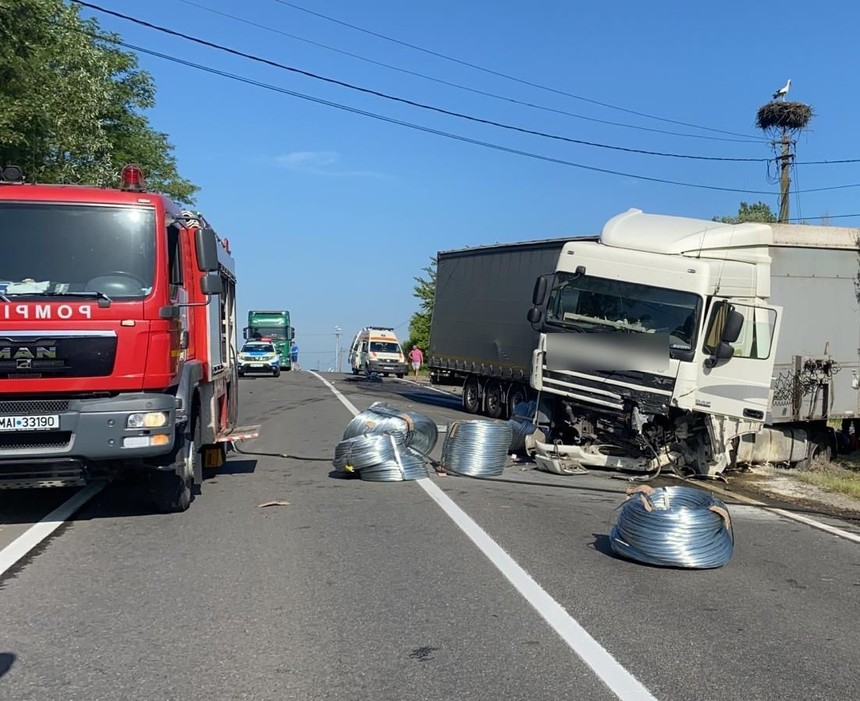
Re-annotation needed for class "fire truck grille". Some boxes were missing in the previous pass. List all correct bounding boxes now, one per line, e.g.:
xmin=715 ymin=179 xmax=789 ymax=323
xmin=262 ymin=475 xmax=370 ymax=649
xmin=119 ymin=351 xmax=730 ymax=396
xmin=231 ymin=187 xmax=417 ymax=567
xmin=0 ymin=431 xmax=72 ymax=451
xmin=0 ymin=399 xmax=71 ymax=415
xmin=0 ymin=335 xmax=117 ymax=378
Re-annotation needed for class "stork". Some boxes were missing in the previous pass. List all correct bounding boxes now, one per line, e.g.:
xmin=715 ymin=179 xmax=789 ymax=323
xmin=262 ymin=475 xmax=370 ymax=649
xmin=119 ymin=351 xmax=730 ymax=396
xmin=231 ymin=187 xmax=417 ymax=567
xmin=772 ymin=79 xmax=791 ymax=101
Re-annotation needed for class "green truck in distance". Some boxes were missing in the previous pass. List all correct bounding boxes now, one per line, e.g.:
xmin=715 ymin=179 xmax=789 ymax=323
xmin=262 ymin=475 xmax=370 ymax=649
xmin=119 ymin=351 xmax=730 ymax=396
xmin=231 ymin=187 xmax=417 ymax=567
xmin=244 ymin=310 xmax=294 ymax=371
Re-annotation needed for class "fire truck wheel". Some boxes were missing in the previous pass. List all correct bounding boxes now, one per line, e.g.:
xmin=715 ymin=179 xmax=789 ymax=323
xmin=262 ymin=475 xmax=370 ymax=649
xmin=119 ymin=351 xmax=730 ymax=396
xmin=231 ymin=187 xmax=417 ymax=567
xmin=152 ymin=470 xmax=192 ymax=513
xmin=152 ymin=414 xmax=199 ymax=513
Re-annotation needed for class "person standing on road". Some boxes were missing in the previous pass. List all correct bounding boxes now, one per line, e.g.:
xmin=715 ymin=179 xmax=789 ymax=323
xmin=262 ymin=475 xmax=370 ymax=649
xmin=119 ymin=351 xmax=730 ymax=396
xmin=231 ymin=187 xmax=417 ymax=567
xmin=408 ymin=345 xmax=424 ymax=378
xmin=290 ymin=341 xmax=300 ymax=371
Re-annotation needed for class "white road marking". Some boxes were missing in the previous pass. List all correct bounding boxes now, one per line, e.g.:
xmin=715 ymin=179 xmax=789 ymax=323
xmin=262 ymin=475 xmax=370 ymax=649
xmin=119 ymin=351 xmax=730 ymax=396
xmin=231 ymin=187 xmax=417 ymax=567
xmin=0 ymin=481 xmax=105 ymax=577
xmin=311 ymin=370 xmax=657 ymax=701
xmin=698 ymin=481 xmax=860 ymax=545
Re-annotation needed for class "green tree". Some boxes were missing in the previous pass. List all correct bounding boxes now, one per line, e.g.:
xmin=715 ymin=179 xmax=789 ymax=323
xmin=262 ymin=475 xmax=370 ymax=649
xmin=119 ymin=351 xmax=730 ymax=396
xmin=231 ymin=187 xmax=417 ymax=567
xmin=406 ymin=258 xmax=436 ymax=352
xmin=715 ymin=201 xmax=777 ymax=224
xmin=0 ymin=0 xmax=197 ymax=203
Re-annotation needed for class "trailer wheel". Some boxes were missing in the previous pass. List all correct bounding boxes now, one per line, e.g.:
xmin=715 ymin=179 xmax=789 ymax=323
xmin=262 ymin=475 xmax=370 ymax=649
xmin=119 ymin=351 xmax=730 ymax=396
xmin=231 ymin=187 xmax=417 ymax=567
xmin=463 ymin=375 xmax=481 ymax=414
xmin=507 ymin=383 xmax=528 ymax=418
xmin=484 ymin=380 xmax=505 ymax=419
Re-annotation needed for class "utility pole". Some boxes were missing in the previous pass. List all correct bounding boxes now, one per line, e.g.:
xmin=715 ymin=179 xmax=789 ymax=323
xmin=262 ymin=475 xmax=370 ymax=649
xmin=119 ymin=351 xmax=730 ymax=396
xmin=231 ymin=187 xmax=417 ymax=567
xmin=334 ymin=326 xmax=342 ymax=374
xmin=777 ymin=129 xmax=794 ymax=224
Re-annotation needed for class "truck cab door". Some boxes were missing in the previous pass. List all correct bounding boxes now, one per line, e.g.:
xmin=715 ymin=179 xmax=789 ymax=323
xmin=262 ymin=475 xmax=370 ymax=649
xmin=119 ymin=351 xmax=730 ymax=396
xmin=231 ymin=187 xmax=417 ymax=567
xmin=694 ymin=300 xmax=782 ymax=422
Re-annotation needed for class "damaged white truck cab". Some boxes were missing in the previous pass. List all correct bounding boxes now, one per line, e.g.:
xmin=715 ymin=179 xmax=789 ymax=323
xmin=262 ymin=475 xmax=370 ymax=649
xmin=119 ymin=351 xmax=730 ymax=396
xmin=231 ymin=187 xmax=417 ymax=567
xmin=527 ymin=208 xmax=857 ymax=477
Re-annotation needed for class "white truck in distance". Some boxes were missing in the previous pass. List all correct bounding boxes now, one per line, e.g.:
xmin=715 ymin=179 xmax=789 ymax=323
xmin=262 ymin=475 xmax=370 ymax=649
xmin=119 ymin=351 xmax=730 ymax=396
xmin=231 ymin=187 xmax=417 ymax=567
xmin=525 ymin=208 xmax=859 ymax=477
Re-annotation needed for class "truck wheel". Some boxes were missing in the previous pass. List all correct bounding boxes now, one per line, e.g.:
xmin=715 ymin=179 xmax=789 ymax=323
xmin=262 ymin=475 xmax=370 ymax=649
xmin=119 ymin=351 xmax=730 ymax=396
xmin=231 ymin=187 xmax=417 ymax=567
xmin=463 ymin=376 xmax=481 ymax=414
xmin=273 ymin=368 xmax=281 ymax=377
xmin=507 ymin=383 xmax=528 ymax=418
xmin=152 ymin=412 xmax=199 ymax=513
xmin=152 ymin=471 xmax=192 ymax=513
xmin=484 ymin=380 xmax=505 ymax=419
xmin=396 ymin=373 xmax=404 ymax=379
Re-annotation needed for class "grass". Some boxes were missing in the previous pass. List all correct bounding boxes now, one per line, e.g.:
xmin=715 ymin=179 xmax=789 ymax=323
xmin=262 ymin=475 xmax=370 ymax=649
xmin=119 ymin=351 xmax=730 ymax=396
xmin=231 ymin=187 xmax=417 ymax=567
xmin=797 ymin=455 xmax=860 ymax=499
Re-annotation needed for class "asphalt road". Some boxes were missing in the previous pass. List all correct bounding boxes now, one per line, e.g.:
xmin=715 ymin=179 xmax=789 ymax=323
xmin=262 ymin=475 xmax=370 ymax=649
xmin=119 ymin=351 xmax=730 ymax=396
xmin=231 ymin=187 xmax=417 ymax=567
xmin=1 ymin=371 xmax=859 ymax=701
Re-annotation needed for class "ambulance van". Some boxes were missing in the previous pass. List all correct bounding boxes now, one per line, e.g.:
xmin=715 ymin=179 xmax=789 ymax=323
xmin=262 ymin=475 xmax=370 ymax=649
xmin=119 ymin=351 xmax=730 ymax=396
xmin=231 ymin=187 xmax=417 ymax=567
xmin=348 ymin=327 xmax=407 ymax=378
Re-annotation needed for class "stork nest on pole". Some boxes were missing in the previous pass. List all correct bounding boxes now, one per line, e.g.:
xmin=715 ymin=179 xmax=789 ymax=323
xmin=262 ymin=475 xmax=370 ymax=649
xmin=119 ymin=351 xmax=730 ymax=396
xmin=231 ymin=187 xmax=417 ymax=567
xmin=756 ymin=101 xmax=814 ymax=132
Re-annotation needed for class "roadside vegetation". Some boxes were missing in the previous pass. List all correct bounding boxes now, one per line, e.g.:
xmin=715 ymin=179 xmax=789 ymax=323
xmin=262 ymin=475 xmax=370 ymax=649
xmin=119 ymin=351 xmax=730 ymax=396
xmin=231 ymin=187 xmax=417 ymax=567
xmin=797 ymin=455 xmax=860 ymax=499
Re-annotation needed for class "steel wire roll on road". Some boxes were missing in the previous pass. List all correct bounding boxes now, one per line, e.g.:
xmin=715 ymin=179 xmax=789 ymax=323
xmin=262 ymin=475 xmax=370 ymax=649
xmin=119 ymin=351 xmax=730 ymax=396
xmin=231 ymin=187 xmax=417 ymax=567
xmin=359 ymin=445 xmax=430 ymax=482
xmin=342 ymin=401 xmax=438 ymax=456
xmin=332 ymin=432 xmax=407 ymax=473
xmin=609 ymin=485 xmax=734 ymax=569
xmin=441 ymin=419 xmax=513 ymax=477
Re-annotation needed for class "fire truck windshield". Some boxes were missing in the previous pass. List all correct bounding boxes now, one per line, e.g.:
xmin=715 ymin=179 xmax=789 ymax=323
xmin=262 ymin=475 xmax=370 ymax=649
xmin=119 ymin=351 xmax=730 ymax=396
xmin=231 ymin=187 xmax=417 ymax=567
xmin=0 ymin=202 xmax=156 ymax=299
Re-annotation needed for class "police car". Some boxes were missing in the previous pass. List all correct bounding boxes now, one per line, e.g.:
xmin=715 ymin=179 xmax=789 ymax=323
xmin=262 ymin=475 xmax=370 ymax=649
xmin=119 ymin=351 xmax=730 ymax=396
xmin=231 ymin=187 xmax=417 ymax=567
xmin=238 ymin=341 xmax=281 ymax=377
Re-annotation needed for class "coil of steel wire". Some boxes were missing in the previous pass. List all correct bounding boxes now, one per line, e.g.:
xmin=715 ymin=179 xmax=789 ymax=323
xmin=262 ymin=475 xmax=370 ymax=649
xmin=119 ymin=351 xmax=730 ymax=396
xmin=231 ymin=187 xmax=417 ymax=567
xmin=441 ymin=419 xmax=513 ymax=477
xmin=359 ymin=444 xmax=430 ymax=482
xmin=342 ymin=402 xmax=438 ymax=456
xmin=332 ymin=432 xmax=407 ymax=473
xmin=342 ymin=402 xmax=402 ymax=440
xmin=609 ymin=485 xmax=734 ymax=569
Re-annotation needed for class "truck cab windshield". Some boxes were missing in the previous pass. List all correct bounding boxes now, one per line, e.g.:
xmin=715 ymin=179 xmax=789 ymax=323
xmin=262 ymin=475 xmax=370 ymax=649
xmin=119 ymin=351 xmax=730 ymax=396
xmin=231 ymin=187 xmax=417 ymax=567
xmin=0 ymin=203 xmax=156 ymax=299
xmin=250 ymin=327 xmax=286 ymax=340
xmin=545 ymin=272 xmax=701 ymax=356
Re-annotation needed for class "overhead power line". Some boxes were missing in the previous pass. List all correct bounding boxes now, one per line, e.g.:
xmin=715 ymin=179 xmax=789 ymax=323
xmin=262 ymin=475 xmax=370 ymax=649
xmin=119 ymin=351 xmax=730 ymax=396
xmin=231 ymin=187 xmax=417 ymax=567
xmin=272 ymin=0 xmax=765 ymax=142
xmin=73 ymin=1 xmax=766 ymax=164
xmin=177 ymin=0 xmax=759 ymax=145
xmin=70 ymin=29 xmax=795 ymax=197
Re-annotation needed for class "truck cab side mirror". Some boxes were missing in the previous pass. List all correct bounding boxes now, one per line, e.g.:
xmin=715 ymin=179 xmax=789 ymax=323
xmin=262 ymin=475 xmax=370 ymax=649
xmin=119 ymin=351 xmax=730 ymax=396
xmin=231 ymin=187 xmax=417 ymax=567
xmin=703 ymin=301 xmax=743 ymax=368
xmin=200 ymin=273 xmax=223 ymax=296
xmin=704 ymin=341 xmax=735 ymax=368
xmin=195 ymin=228 xmax=220 ymax=272
xmin=722 ymin=309 xmax=744 ymax=344
xmin=527 ymin=307 xmax=543 ymax=324
xmin=532 ymin=276 xmax=548 ymax=306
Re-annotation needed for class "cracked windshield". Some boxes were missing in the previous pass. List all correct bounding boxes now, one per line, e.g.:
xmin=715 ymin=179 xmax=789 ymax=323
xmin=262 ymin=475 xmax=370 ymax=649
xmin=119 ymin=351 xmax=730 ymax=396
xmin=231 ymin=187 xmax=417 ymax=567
xmin=546 ymin=272 xmax=701 ymax=351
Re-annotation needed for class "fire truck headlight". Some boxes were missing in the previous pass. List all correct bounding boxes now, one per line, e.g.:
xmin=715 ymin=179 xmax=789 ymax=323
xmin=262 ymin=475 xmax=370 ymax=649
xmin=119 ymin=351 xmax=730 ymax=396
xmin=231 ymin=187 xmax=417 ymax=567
xmin=127 ymin=412 xmax=169 ymax=429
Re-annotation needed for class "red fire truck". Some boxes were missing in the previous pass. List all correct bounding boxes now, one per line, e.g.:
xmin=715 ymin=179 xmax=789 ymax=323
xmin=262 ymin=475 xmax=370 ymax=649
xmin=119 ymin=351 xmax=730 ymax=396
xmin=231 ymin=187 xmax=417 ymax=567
xmin=0 ymin=164 xmax=259 ymax=512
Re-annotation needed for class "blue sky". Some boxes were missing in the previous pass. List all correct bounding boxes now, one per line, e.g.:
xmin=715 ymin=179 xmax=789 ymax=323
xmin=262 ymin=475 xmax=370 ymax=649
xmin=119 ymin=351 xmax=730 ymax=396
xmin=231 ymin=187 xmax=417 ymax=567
xmin=78 ymin=0 xmax=860 ymax=369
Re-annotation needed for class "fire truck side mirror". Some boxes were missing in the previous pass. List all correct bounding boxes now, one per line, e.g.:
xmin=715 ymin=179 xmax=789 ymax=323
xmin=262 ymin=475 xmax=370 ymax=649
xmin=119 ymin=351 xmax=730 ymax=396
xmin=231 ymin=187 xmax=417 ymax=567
xmin=200 ymin=273 xmax=223 ymax=296
xmin=195 ymin=228 xmax=220 ymax=272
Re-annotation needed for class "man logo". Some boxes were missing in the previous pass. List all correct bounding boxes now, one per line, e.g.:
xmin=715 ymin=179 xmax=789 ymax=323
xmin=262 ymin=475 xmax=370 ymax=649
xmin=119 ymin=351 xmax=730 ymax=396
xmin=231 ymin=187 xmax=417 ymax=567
xmin=0 ymin=345 xmax=58 ymax=361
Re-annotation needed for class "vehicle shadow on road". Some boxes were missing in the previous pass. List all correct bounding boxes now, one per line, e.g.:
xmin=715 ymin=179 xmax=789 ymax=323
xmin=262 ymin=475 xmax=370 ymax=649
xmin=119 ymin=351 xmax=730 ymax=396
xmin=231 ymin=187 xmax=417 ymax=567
xmin=205 ymin=458 xmax=257 ymax=478
xmin=0 ymin=653 xmax=14 ymax=678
